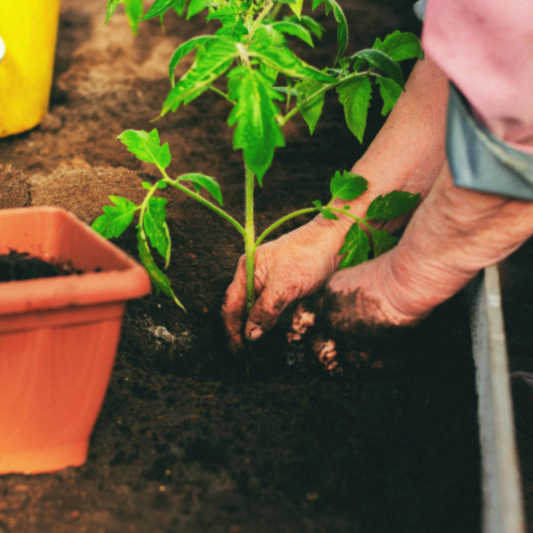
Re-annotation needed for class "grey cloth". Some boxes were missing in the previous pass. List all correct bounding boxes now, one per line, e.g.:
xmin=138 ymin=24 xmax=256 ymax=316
xmin=413 ymin=0 xmax=427 ymax=21
xmin=446 ymin=84 xmax=533 ymax=200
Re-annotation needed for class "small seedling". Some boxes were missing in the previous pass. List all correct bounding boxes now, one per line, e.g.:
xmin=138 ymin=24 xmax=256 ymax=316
xmin=94 ymin=0 xmax=423 ymax=311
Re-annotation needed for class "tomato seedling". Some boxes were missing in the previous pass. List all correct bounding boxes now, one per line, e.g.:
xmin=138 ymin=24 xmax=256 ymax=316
xmin=94 ymin=0 xmax=423 ymax=311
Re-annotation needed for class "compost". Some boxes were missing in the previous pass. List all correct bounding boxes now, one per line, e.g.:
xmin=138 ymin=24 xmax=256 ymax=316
xmin=0 ymin=251 xmax=82 ymax=282
xmin=0 ymin=1 xmax=486 ymax=532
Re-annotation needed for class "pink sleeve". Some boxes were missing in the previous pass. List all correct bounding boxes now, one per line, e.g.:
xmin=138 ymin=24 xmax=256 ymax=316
xmin=422 ymin=0 xmax=533 ymax=148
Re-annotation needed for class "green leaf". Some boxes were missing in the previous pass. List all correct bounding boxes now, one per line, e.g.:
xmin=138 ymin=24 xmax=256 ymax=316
xmin=330 ymin=170 xmax=368 ymax=200
xmin=270 ymin=21 xmax=314 ymax=47
xmin=249 ymin=27 xmax=335 ymax=84
xmin=375 ymin=77 xmax=402 ymax=116
xmin=124 ymin=0 xmax=144 ymax=34
xmin=312 ymin=200 xmax=338 ymax=220
xmin=289 ymin=0 xmax=304 ymax=18
xmin=163 ymin=39 xmax=238 ymax=114
xmin=299 ymin=15 xmax=325 ymax=39
xmin=326 ymin=0 xmax=348 ymax=62
xmin=337 ymin=76 xmax=372 ymax=143
xmin=105 ymin=0 xmax=122 ymax=23
xmin=144 ymin=196 xmax=171 ymax=264
xmin=118 ymin=129 xmax=171 ymax=169
xmin=173 ymin=0 xmax=188 ymax=16
xmin=187 ymin=0 xmax=208 ymax=19
xmin=227 ymin=67 xmax=285 ymax=183
xmin=373 ymin=31 xmax=423 ymax=62
xmin=296 ymin=79 xmax=326 ymax=134
xmin=338 ymin=223 xmax=370 ymax=269
xmin=366 ymin=191 xmax=421 ymax=220
xmin=178 ymin=173 xmax=223 ymax=205
xmin=371 ymin=228 xmax=398 ymax=257
xmin=168 ymin=35 xmax=218 ymax=86
xmin=141 ymin=0 xmax=178 ymax=20
xmin=355 ymin=49 xmax=404 ymax=89
xmin=138 ymin=229 xmax=185 ymax=310
xmin=312 ymin=0 xmax=327 ymax=11
xmin=91 ymin=196 xmax=137 ymax=238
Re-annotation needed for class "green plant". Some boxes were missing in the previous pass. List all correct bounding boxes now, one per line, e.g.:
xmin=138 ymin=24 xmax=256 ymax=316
xmin=93 ymin=0 xmax=423 ymax=311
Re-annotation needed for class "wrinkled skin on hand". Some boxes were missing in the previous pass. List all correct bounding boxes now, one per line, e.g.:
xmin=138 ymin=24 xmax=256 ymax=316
xmin=285 ymin=165 xmax=533 ymax=372
xmin=221 ymin=218 xmax=347 ymax=352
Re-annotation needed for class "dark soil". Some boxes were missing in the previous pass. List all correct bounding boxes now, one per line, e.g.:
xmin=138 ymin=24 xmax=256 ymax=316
xmin=0 ymin=251 xmax=82 ymax=282
xmin=0 ymin=1 xmax=486 ymax=532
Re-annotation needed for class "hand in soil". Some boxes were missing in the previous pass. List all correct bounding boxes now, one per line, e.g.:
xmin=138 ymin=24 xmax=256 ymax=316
xmin=222 ymin=218 xmax=348 ymax=352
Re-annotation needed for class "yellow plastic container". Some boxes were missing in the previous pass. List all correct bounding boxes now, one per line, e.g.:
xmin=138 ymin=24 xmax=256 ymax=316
xmin=0 ymin=1 xmax=61 ymax=137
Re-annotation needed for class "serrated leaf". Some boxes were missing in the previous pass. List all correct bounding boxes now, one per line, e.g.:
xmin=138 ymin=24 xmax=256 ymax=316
xmin=338 ymin=223 xmax=370 ymax=269
xmin=173 ymin=0 xmax=188 ymax=16
xmin=105 ymin=0 xmax=122 ymax=23
xmin=330 ymin=170 xmax=368 ymax=200
xmin=249 ymin=27 xmax=335 ymax=84
xmin=299 ymin=15 xmax=325 ymax=39
xmin=168 ymin=35 xmax=218 ymax=86
xmin=91 ymin=196 xmax=137 ymax=238
xmin=187 ymin=0 xmax=208 ymax=19
xmin=337 ymin=76 xmax=372 ymax=143
xmin=373 ymin=31 xmax=423 ymax=62
xmin=227 ymin=67 xmax=285 ymax=183
xmin=141 ymin=0 xmax=175 ymax=20
xmin=124 ymin=0 xmax=144 ymax=34
xmin=375 ymin=76 xmax=402 ymax=115
xmin=289 ymin=0 xmax=304 ymax=18
xmin=118 ymin=129 xmax=171 ymax=169
xmin=355 ymin=49 xmax=404 ymax=89
xmin=325 ymin=0 xmax=347 ymax=62
xmin=366 ymin=191 xmax=421 ymax=220
xmin=296 ymin=79 xmax=326 ymax=134
xmin=312 ymin=200 xmax=338 ymax=220
xmin=163 ymin=39 xmax=238 ymax=114
xmin=144 ymin=196 xmax=170 ymax=263
xmin=138 ymin=229 xmax=185 ymax=310
xmin=178 ymin=173 xmax=223 ymax=205
xmin=270 ymin=21 xmax=314 ymax=47
xmin=371 ymin=228 xmax=398 ymax=257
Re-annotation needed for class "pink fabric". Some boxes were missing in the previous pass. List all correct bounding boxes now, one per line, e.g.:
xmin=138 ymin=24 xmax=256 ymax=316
xmin=422 ymin=0 xmax=533 ymax=151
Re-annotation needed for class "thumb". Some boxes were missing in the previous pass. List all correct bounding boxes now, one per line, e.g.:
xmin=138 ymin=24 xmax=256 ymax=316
xmin=244 ymin=286 xmax=289 ymax=341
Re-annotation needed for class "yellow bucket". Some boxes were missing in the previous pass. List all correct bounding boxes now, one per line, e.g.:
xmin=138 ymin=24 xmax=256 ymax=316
xmin=0 ymin=1 xmax=61 ymax=138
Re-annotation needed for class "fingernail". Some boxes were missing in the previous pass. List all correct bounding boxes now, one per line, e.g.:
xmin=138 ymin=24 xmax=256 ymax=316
xmin=247 ymin=326 xmax=264 ymax=341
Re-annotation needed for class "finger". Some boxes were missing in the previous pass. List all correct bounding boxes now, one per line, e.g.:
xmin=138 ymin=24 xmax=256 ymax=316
xmin=245 ymin=285 xmax=290 ymax=341
xmin=221 ymin=257 xmax=248 ymax=352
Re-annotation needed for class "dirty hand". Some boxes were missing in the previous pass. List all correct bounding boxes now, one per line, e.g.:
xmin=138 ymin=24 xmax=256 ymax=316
xmin=221 ymin=217 xmax=349 ymax=352
xmin=288 ymin=164 xmax=533 ymax=372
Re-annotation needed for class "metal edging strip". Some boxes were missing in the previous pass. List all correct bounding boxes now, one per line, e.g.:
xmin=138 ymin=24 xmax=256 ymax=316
xmin=469 ymin=265 xmax=526 ymax=533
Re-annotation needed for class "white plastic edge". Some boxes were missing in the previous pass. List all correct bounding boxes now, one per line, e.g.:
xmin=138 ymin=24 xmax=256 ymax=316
xmin=0 ymin=36 xmax=5 ymax=64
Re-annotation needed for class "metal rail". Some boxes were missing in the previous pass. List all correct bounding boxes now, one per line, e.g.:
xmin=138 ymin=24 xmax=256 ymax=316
xmin=469 ymin=265 xmax=526 ymax=533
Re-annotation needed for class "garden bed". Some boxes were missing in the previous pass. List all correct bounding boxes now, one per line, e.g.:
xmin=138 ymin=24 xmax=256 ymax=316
xmin=0 ymin=1 xmax=483 ymax=531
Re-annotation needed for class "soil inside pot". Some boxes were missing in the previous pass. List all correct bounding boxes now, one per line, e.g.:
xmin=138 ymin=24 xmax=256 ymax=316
xmin=0 ymin=250 xmax=82 ymax=282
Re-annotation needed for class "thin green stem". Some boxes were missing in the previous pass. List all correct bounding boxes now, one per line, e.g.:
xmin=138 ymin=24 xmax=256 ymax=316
xmin=270 ymin=1 xmax=283 ymax=20
xmin=245 ymin=164 xmax=256 ymax=312
xmin=329 ymin=206 xmax=372 ymax=231
xmin=249 ymin=0 xmax=274 ymax=39
xmin=210 ymin=85 xmax=234 ymax=103
xmin=158 ymin=170 xmax=246 ymax=237
xmin=278 ymin=71 xmax=367 ymax=127
xmin=255 ymin=207 xmax=318 ymax=247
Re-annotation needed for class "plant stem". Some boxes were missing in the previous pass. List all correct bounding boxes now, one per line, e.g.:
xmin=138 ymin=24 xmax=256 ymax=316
xmin=255 ymin=207 xmax=318 ymax=247
xmin=248 ymin=0 xmax=274 ymax=38
xmin=278 ymin=71 xmax=367 ymax=127
xmin=210 ymin=84 xmax=234 ymax=103
xmin=245 ymin=164 xmax=256 ymax=312
xmin=329 ymin=206 xmax=372 ymax=231
xmin=158 ymin=171 xmax=246 ymax=237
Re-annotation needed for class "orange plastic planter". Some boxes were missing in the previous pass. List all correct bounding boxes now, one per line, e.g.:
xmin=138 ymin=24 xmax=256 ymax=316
xmin=0 ymin=207 xmax=151 ymax=475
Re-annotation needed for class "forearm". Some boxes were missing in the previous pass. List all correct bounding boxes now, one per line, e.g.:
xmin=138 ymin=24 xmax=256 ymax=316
xmin=314 ymin=56 xmax=448 ymax=246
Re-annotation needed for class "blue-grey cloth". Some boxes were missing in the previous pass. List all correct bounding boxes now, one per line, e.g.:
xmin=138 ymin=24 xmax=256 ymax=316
xmin=446 ymin=84 xmax=533 ymax=200
xmin=413 ymin=0 xmax=427 ymax=21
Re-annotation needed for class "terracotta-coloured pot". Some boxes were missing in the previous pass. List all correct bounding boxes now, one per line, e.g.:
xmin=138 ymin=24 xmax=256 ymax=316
xmin=0 ymin=207 xmax=151 ymax=474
